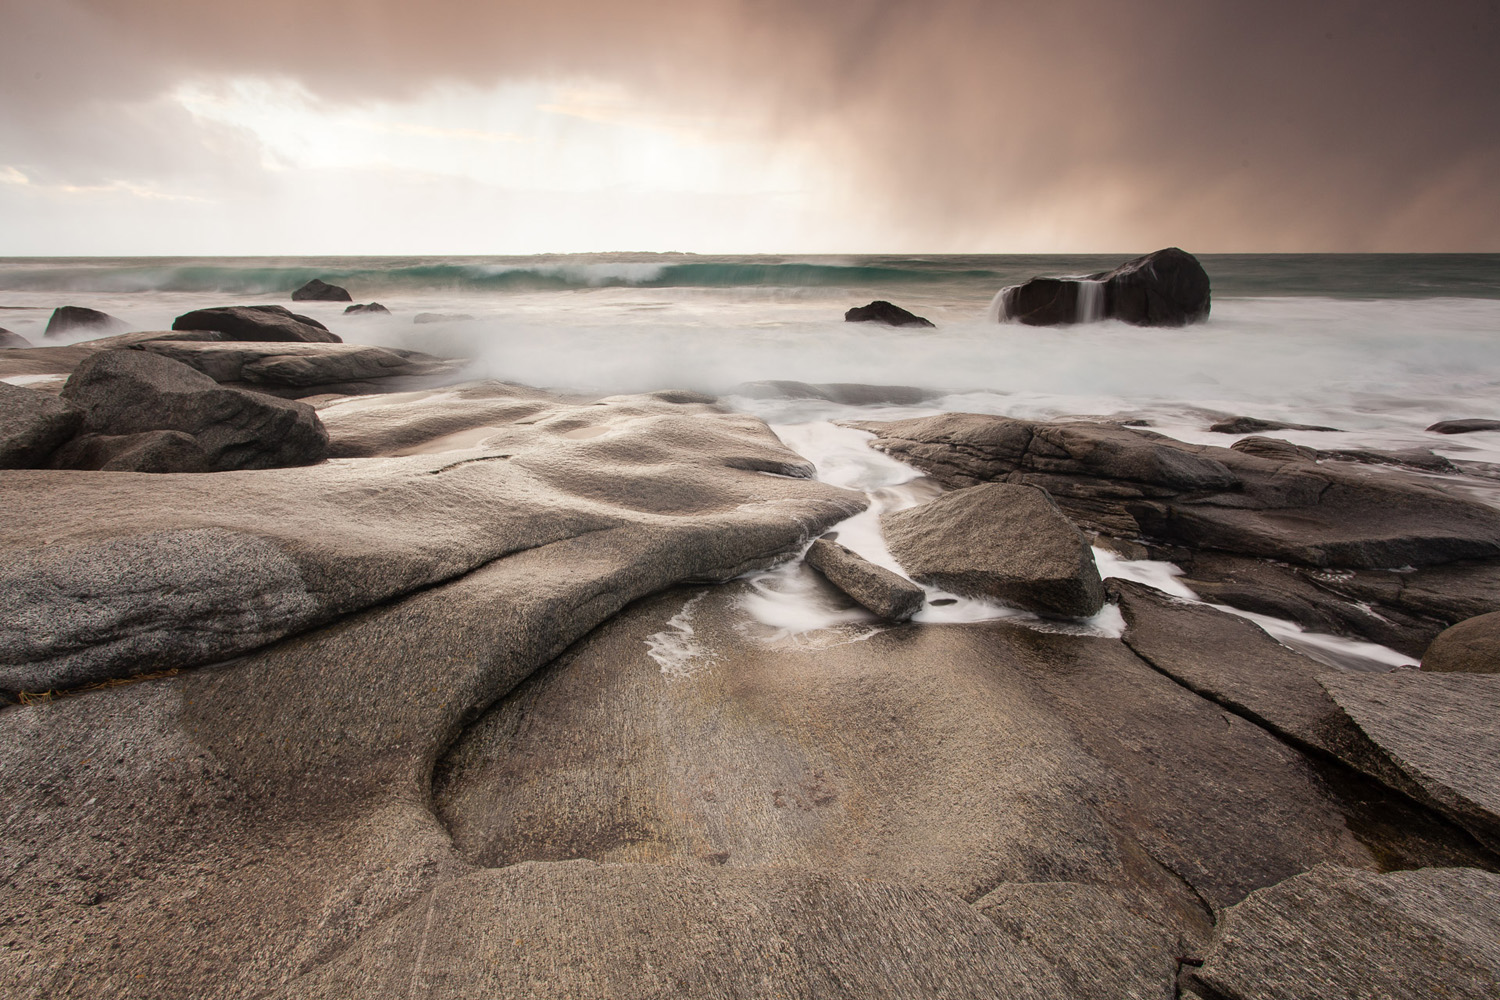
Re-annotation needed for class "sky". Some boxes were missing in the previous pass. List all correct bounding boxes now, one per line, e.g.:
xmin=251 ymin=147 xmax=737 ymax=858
xmin=1 ymin=0 xmax=1497 ymax=255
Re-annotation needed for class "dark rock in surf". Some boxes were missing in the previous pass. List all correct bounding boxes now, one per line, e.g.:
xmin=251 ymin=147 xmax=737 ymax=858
xmin=60 ymin=350 xmax=328 ymax=472
xmin=172 ymin=305 xmax=341 ymax=344
xmin=43 ymin=306 xmax=127 ymax=340
xmin=291 ymin=278 xmax=352 ymax=302
xmin=345 ymin=302 xmax=390 ymax=315
xmin=997 ymin=247 xmax=1211 ymax=327
xmin=804 ymin=537 xmax=926 ymax=621
xmin=844 ymin=300 xmax=934 ymax=328
xmin=0 ymin=381 xmax=83 ymax=468
xmin=882 ymin=483 xmax=1105 ymax=617
xmin=734 ymin=380 xmax=937 ymax=406
xmin=0 ymin=328 xmax=31 ymax=349
xmin=1190 ymin=865 xmax=1500 ymax=1000
xmin=1428 ymin=418 xmax=1500 ymax=435
xmin=1422 ymin=612 xmax=1500 ymax=673
xmin=1211 ymin=415 xmax=1340 ymax=434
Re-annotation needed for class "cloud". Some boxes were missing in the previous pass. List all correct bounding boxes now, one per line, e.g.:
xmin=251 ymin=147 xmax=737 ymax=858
xmin=3 ymin=0 xmax=1498 ymax=250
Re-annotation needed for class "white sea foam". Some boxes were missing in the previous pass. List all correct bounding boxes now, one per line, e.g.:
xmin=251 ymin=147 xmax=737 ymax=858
xmin=645 ymin=591 xmax=716 ymax=679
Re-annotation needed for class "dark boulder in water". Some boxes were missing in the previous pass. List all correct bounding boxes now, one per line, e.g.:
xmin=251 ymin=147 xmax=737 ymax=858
xmin=345 ymin=302 xmax=390 ymax=314
xmin=0 ymin=381 xmax=83 ymax=468
xmin=997 ymin=248 xmax=1211 ymax=327
xmin=172 ymin=305 xmax=341 ymax=344
xmin=1211 ymin=415 xmax=1340 ymax=434
xmin=0 ymin=328 xmax=32 ymax=349
xmin=51 ymin=430 xmax=211 ymax=474
xmin=1428 ymin=418 xmax=1500 ymax=434
xmin=844 ymin=300 xmax=935 ymax=327
xmin=733 ymin=380 xmax=937 ymax=406
xmin=60 ymin=349 xmax=329 ymax=472
xmin=43 ymin=306 xmax=127 ymax=340
xmin=291 ymin=278 xmax=352 ymax=302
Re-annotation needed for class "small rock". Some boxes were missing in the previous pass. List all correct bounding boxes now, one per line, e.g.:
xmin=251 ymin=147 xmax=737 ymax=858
xmin=43 ymin=306 xmax=126 ymax=340
xmin=1191 ymin=864 xmax=1500 ymax=1000
xmin=60 ymin=350 xmax=329 ymax=472
xmin=881 ymin=483 xmax=1105 ymax=617
xmin=804 ymin=538 xmax=925 ymax=621
xmin=1210 ymin=416 xmax=1340 ymax=434
xmin=843 ymin=301 xmax=935 ymax=328
xmin=291 ymin=278 xmax=352 ymax=302
xmin=0 ymin=381 xmax=83 ymax=468
xmin=0 ymin=328 xmax=31 ymax=349
xmin=414 ymin=312 xmax=474 ymax=324
xmin=172 ymin=305 xmax=341 ymax=344
xmin=1427 ymin=418 xmax=1500 ymax=434
xmin=1422 ymin=612 xmax=1500 ymax=673
xmin=344 ymin=302 xmax=390 ymax=315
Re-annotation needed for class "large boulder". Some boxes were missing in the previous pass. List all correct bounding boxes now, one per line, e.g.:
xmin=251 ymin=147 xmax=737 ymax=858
xmin=43 ymin=305 xmax=127 ymax=340
xmin=1191 ymin=865 xmax=1500 ymax=1000
xmin=997 ymin=248 xmax=1211 ymax=327
xmin=0 ymin=381 xmax=83 ymax=468
xmin=136 ymin=340 xmax=453 ymax=387
xmin=1422 ymin=611 xmax=1500 ymax=673
xmin=0 ymin=327 xmax=32 ymax=349
xmin=58 ymin=349 xmax=329 ymax=472
xmin=49 ymin=430 xmax=210 ymax=474
xmin=172 ymin=305 xmax=341 ymax=344
xmin=291 ymin=278 xmax=352 ymax=302
xmin=844 ymin=300 xmax=935 ymax=327
xmin=804 ymin=536 xmax=926 ymax=620
xmin=881 ymin=483 xmax=1105 ymax=617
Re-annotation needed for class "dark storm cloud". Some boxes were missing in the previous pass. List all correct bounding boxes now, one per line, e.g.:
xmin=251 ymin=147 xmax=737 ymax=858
xmin=5 ymin=0 xmax=1499 ymax=249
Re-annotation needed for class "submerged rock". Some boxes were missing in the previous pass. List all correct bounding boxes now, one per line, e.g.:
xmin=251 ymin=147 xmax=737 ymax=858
xmin=1191 ymin=865 xmax=1500 ymax=1000
xmin=0 ymin=380 xmax=83 ymax=468
xmin=804 ymin=536 xmax=926 ymax=620
xmin=733 ymin=380 xmax=936 ymax=405
xmin=43 ymin=305 xmax=127 ymax=340
xmin=0 ymin=327 xmax=32 ymax=349
xmin=1422 ymin=612 xmax=1500 ymax=673
xmin=1428 ymin=418 xmax=1500 ymax=434
xmin=844 ymin=300 xmax=935 ymax=327
xmin=1210 ymin=415 xmax=1340 ymax=434
xmin=344 ymin=302 xmax=390 ymax=314
xmin=997 ymin=248 xmax=1211 ymax=327
xmin=172 ymin=305 xmax=341 ymax=344
xmin=291 ymin=278 xmax=352 ymax=302
xmin=881 ymin=483 xmax=1105 ymax=617
xmin=58 ymin=349 xmax=329 ymax=473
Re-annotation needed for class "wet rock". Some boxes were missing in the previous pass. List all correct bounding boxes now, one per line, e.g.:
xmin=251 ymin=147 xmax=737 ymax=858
xmin=1428 ymin=418 xmax=1500 ymax=434
xmin=49 ymin=430 xmax=210 ymax=474
xmin=137 ymin=340 xmax=453 ymax=387
xmin=1317 ymin=446 xmax=1459 ymax=473
xmin=1210 ymin=416 xmax=1340 ymax=434
xmin=734 ymin=380 xmax=937 ymax=405
xmin=997 ymin=248 xmax=1211 ymax=327
xmin=0 ymin=327 xmax=31 ymax=348
xmin=291 ymin=278 xmax=352 ymax=302
xmin=1191 ymin=865 xmax=1500 ymax=1000
xmin=882 ymin=483 xmax=1105 ymax=617
xmin=59 ymin=349 xmax=329 ymax=473
xmin=344 ymin=302 xmax=390 ymax=314
xmin=43 ymin=305 xmax=127 ymax=340
xmin=0 ymin=380 xmax=83 ymax=468
xmin=1422 ymin=612 xmax=1500 ymax=673
xmin=844 ymin=300 xmax=935 ymax=327
xmin=973 ymin=882 xmax=1177 ymax=1000
xmin=1229 ymin=435 xmax=1320 ymax=462
xmin=1320 ymin=669 xmax=1500 ymax=851
xmin=804 ymin=537 xmax=926 ymax=621
xmin=172 ymin=304 xmax=341 ymax=344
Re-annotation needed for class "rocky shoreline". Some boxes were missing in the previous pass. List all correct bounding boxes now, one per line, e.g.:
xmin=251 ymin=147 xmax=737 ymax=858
xmin=2 ymin=301 xmax=1499 ymax=998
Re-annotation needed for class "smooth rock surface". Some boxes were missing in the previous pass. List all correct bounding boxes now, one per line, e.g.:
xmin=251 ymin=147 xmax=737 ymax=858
xmin=0 ymin=380 xmax=82 ymax=468
xmin=1191 ymin=864 xmax=1500 ymax=1000
xmin=1422 ymin=611 xmax=1500 ymax=673
xmin=1320 ymin=669 xmax=1500 ymax=851
xmin=291 ymin=278 xmax=352 ymax=302
xmin=60 ymin=349 xmax=329 ymax=473
xmin=844 ymin=300 xmax=935 ymax=327
xmin=138 ymin=340 xmax=452 ymax=386
xmin=881 ymin=483 xmax=1105 ymax=617
xmin=804 ymin=536 xmax=926 ymax=620
xmin=173 ymin=304 xmax=342 ymax=343
xmin=43 ymin=305 xmax=126 ymax=339
xmin=50 ymin=429 xmax=210 ymax=473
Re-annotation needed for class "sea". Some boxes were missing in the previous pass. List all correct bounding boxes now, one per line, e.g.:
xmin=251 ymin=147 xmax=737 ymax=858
xmin=5 ymin=252 xmax=1499 ymax=667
